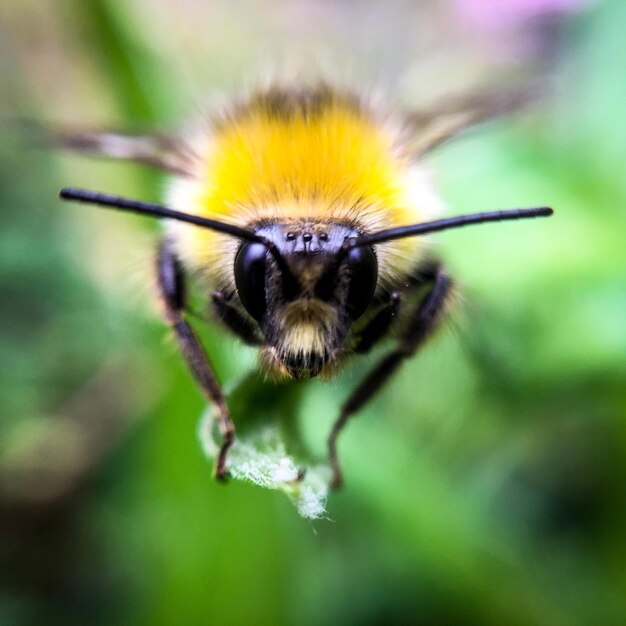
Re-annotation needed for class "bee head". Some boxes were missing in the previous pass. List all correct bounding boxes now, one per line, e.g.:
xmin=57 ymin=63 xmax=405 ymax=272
xmin=234 ymin=223 xmax=378 ymax=378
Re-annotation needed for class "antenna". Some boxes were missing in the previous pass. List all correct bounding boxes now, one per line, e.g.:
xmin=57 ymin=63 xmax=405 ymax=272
xmin=59 ymin=187 xmax=265 ymax=243
xmin=354 ymin=207 xmax=553 ymax=247
xmin=59 ymin=187 xmax=301 ymax=295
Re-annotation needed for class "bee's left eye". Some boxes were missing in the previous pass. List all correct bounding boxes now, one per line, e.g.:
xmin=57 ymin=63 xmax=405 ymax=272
xmin=234 ymin=242 xmax=267 ymax=322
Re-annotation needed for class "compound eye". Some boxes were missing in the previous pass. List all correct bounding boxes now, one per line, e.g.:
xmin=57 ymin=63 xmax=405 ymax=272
xmin=234 ymin=242 xmax=267 ymax=322
xmin=346 ymin=245 xmax=378 ymax=320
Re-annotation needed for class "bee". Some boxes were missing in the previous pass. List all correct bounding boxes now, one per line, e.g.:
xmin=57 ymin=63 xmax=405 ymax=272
xmin=57 ymin=84 xmax=552 ymax=488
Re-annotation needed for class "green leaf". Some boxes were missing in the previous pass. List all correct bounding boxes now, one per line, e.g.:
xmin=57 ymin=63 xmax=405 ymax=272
xmin=197 ymin=373 xmax=330 ymax=519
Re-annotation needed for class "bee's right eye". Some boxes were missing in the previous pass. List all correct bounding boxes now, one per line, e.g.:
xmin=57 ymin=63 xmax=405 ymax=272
xmin=234 ymin=242 xmax=267 ymax=322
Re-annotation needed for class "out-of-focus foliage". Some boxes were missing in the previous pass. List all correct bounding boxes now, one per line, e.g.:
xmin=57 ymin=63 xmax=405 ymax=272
xmin=0 ymin=1 xmax=625 ymax=625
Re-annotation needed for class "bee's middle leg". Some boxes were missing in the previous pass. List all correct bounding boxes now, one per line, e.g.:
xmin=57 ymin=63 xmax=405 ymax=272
xmin=156 ymin=240 xmax=234 ymax=480
xmin=328 ymin=264 xmax=452 ymax=489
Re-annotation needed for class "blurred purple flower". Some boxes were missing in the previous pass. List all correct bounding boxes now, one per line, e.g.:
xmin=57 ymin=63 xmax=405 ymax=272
xmin=450 ymin=0 xmax=591 ymax=67
xmin=455 ymin=0 xmax=588 ymax=30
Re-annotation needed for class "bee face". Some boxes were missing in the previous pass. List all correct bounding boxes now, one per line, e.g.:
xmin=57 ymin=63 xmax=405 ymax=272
xmin=234 ymin=221 xmax=378 ymax=378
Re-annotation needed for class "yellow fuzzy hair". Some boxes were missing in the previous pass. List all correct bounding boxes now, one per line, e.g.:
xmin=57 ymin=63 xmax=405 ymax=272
xmin=166 ymin=86 xmax=444 ymax=289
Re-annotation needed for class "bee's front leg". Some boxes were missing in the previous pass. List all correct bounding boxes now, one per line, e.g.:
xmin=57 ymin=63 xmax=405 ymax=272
xmin=352 ymin=291 xmax=401 ymax=354
xmin=156 ymin=240 xmax=234 ymax=480
xmin=329 ymin=263 xmax=452 ymax=489
xmin=212 ymin=291 xmax=263 ymax=346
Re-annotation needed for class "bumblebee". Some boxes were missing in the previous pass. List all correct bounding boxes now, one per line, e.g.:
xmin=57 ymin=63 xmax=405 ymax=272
xmin=58 ymin=84 xmax=552 ymax=487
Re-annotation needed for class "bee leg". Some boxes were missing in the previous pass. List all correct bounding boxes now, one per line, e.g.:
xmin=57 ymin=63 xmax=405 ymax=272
xmin=329 ymin=265 xmax=452 ymax=489
xmin=353 ymin=291 xmax=401 ymax=354
xmin=156 ymin=241 xmax=234 ymax=481
xmin=212 ymin=291 xmax=262 ymax=346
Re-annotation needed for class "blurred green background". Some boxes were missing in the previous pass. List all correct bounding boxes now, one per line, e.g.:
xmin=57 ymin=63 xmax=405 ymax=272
xmin=1 ymin=1 xmax=625 ymax=624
